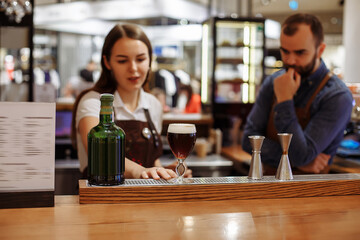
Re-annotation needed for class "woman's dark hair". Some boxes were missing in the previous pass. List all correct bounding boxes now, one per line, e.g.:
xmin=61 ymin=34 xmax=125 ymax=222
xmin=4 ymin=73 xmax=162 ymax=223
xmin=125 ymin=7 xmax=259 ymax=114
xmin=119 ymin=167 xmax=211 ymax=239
xmin=71 ymin=23 xmax=153 ymax=149
xmin=282 ymin=13 xmax=324 ymax=47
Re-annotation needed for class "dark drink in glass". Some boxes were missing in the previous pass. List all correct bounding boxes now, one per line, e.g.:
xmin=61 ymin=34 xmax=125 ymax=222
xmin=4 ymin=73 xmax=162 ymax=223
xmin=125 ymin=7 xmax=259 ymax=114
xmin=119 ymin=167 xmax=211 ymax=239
xmin=167 ymin=123 xmax=196 ymax=183
xmin=167 ymin=132 xmax=196 ymax=159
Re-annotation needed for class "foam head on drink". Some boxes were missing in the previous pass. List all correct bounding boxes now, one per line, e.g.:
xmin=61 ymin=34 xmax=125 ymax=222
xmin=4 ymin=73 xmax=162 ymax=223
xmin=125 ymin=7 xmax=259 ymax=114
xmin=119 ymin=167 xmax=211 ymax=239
xmin=168 ymin=123 xmax=196 ymax=134
xmin=167 ymin=124 xmax=196 ymax=160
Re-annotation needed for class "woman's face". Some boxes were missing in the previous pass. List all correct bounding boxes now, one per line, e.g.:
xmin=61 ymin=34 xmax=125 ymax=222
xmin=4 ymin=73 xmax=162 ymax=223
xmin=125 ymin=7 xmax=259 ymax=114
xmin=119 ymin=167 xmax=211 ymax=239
xmin=104 ymin=37 xmax=150 ymax=93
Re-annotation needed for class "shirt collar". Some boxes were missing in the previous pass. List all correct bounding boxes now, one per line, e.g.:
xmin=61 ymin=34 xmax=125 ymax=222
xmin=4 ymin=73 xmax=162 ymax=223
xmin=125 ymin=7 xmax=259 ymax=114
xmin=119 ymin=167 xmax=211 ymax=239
xmin=138 ymin=89 xmax=150 ymax=110
xmin=113 ymin=89 xmax=149 ymax=110
xmin=304 ymin=59 xmax=328 ymax=85
xmin=113 ymin=90 xmax=124 ymax=108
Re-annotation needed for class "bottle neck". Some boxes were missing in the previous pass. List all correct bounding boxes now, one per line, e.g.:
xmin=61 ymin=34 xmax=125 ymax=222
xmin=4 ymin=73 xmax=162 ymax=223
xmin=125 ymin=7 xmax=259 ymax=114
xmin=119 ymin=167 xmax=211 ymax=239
xmin=100 ymin=113 xmax=113 ymax=123
xmin=99 ymin=105 xmax=113 ymax=124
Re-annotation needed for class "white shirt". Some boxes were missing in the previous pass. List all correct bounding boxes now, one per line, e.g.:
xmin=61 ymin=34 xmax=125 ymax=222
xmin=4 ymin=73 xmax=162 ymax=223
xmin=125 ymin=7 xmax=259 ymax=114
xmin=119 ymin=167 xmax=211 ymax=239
xmin=76 ymin=89 xmax=163 ymax=172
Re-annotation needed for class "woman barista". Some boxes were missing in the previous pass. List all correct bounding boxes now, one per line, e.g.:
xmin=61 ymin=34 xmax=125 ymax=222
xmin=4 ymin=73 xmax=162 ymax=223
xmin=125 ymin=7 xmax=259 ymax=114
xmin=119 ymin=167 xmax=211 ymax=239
xmin=71 ymin=23 xmax=177 ymax=180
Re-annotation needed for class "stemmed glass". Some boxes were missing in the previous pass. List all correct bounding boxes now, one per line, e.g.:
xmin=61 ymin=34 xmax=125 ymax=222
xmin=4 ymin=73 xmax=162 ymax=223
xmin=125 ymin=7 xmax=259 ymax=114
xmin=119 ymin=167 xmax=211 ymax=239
xmin=167 ymin=123 xmax=196 ymax=183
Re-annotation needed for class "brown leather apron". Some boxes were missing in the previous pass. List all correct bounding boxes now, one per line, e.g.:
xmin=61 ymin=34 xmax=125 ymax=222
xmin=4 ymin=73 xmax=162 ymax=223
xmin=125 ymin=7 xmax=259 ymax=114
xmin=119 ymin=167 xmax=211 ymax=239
xmin=264 ymin=72 xmax=333 ymax=174
xmin=115 ymin=109 xmax=163 ymax=168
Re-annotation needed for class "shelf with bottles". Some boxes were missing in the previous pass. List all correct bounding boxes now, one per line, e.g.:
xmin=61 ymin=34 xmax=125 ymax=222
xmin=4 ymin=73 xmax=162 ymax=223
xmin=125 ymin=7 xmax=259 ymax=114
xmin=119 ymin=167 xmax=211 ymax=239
xmin=263 ymin=47 xmax=282 ymax=77
xmin=216 ymin=42 xmax=264 ymax=70
xmin=215 ymin=60 xmax=263 ymax=88
xmin=216 ymin=58 xmax=243 ymax=65
xmin=216 ymin=44 xmax=264 ymax=49
xmin=264 ymin=54 xmax=283 ymax=77
xmin=215 ymin=59 xmax=265 ymax=66
xmin=215 ymin=81 xmax=259 ymax=104
xmin=201 ymin=16 xmax=265 ymax=120
xmin=216 ymin=78 xmax=244 ymax=84
xmin=216 ymin=21 xmax=264 ymax=47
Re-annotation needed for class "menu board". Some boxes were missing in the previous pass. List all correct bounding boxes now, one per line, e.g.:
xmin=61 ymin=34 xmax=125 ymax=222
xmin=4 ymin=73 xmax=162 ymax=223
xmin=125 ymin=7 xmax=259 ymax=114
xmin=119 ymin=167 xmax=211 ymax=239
xmin=0 ymin=102 xmax=55 ymax=193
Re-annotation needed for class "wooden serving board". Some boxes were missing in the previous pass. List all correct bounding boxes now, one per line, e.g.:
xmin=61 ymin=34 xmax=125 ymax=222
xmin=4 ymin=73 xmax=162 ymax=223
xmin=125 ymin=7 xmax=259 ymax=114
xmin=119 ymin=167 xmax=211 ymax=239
xmin=79 ymin=174 xmax=360 ymax=204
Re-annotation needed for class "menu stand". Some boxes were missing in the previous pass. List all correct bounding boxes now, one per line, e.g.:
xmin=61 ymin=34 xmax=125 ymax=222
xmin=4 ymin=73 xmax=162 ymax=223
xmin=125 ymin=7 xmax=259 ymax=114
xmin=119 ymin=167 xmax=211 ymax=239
xmin=0 ymin=102 xmax=55 ymax=209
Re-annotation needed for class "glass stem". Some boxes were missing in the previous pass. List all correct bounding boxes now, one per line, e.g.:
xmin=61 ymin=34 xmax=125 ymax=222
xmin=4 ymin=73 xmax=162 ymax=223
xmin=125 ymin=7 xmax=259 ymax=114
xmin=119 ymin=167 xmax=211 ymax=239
xmin=175 ymin=159 xmax=186 ymax=180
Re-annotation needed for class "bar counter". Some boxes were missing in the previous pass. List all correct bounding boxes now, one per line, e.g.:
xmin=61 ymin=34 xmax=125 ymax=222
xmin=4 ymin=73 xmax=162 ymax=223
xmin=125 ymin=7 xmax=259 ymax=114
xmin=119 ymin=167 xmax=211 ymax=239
xmin=1 ymin=194 xmax=360 ymax=239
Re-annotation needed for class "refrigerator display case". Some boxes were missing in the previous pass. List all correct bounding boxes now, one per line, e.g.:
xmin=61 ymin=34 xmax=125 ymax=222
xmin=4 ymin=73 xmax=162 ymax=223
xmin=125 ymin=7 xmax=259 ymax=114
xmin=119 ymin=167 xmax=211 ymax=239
xmin=201 ymin=17 xmax=265 ymax=145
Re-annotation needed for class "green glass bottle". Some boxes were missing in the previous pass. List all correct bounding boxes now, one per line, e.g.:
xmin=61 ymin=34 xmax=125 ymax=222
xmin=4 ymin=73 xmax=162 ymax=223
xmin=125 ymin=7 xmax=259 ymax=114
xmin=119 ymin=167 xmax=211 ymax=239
xmin=88 ymin=93 xmax=125 ymax=186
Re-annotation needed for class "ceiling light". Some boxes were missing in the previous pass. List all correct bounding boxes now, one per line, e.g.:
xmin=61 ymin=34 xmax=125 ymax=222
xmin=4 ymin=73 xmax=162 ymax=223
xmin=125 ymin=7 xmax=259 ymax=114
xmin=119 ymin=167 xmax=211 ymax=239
xmin=289 ymin=0 xmax=298 ymax=10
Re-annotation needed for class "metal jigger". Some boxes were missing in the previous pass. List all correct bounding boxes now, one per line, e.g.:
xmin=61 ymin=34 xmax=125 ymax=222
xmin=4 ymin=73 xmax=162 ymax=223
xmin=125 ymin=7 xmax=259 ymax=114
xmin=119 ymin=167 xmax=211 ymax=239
xmin=248 ymin=135 xmax=265 ymax=180
xmin=276 ymin=133 xmax=293 ymax=180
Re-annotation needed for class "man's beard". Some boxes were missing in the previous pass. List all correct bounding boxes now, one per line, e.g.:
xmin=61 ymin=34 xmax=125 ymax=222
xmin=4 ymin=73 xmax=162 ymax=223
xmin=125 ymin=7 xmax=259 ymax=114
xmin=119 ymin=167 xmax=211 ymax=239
xmin=284 ymin=53 xmax=317 ymax=79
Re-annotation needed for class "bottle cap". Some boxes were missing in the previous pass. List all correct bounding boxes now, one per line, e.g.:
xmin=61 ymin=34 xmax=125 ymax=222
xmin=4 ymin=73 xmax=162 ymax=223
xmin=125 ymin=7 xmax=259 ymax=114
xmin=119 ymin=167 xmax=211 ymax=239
xmin=100 ymin=93 xmax=114 ymax=102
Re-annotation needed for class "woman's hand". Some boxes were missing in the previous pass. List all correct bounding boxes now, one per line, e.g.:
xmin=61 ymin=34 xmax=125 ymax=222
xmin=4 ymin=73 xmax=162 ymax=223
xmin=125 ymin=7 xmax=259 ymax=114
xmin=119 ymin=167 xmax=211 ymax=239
xmin=125 ymin=159 xmax=176 ymax=180
xmin=140 ymin=167 xmax=177 ymax=180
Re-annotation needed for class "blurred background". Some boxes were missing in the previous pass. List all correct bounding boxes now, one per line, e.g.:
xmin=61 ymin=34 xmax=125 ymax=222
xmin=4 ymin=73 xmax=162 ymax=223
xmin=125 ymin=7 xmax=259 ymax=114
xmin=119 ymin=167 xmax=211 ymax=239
xmin=2 ymin=0 xmax=359 ymax=194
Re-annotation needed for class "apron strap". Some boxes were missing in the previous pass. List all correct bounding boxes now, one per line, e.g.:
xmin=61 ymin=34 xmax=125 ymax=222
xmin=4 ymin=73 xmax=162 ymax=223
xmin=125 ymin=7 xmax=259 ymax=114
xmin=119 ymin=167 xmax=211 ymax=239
xmin=144 ymin=109 xmax=160 ymax=148
xmin=266 ymin=71 xmax=333 ymax=140
xmin=296 ymin=71 xmax=333 ymax=129
xmin=303 ymin=71 xmax=333 ymax=114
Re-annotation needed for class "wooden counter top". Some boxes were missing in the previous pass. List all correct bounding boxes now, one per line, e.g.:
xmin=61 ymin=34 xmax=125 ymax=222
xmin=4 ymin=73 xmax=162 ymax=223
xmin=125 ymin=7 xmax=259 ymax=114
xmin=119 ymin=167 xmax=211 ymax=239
xmin=1 ymin=194 xmax=360 ymax=239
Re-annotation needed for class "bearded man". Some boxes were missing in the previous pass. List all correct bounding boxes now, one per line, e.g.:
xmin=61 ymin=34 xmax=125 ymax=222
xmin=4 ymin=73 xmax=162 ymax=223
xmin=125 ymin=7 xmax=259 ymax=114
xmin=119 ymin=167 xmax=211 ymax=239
xmin=242 ymin=13 xmax=353 ymax=174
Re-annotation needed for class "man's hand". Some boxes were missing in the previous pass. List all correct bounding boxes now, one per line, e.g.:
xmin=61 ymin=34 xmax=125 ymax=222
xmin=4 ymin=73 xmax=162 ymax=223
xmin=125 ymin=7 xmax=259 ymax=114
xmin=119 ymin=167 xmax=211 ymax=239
xmin=140 ymin=167 xmax=177 ymax=180
xmin=274 ymin=68 xmax=301 ymax=103
xmin=297 ymin=153 xmax=331 ymax=173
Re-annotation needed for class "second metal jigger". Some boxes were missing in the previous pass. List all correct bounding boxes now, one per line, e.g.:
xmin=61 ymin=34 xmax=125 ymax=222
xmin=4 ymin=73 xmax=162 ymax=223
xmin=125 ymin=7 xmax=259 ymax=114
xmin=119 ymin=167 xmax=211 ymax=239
xmin=248 ymin=135 xmax=265 ymax=180
xmin=276 ymin=133 xmax=293 ymax=180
